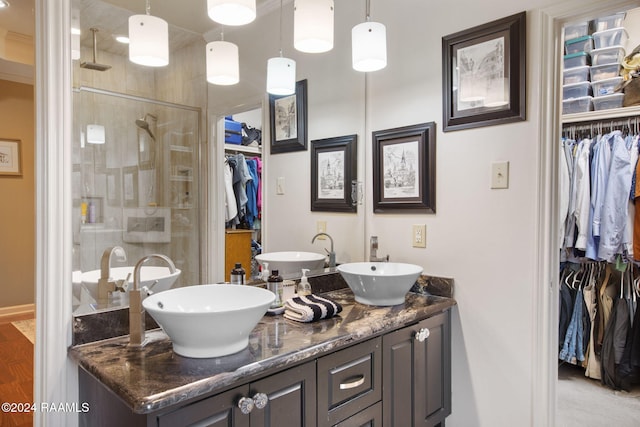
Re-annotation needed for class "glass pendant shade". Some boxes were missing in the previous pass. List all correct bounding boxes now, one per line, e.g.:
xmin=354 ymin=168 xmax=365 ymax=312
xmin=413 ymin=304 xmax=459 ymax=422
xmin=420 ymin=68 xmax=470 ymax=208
xmin=206 ymin=41 xmax=239 ymax=85
xmin=266 ymin=57 xmax=296 ymax=95
xmin=352 ymin=21 xmax=387 ymax=72
xmin=294 ymin=0 xmax=334 ymax=53
xmin=207 ymin=0 xmax=256 ymax=26
xmin=128 ymin=14 xmax=169 ymax=67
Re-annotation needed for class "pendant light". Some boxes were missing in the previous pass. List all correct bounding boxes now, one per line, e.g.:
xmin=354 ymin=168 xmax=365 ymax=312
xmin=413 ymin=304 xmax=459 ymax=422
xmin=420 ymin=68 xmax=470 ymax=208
xmin=207 ymin=0 xmax=256 ymax=26
xmin=128 ymin=0 xmax=169 ymax=67
xmin=267 ymin=0 xmax=296 ymax=95
xmin=294 ymin=0 xmax=334 ymax=53
xmin=206 ymin=31 xmax=240 ymax=85
xmin=352 ymin=0 xmax=387 ymax=72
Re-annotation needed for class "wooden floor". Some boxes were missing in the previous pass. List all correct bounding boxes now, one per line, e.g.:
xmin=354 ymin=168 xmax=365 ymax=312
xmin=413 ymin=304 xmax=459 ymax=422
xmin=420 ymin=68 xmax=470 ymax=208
xmin=0 ymin=317 xmax=34 ymax=427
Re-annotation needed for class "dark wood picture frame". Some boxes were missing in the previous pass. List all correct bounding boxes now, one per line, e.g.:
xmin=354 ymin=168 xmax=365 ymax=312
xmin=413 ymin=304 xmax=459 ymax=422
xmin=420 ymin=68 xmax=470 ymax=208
xmin=269 ymin=79 xmax=308 ymax=154
xmin=442 ymin=11 xmax=526 ymax=132
xmin=311 ymin=134 xmax=357 ymax=213
xmin=372 ymin=123 xmax=436 ymax=213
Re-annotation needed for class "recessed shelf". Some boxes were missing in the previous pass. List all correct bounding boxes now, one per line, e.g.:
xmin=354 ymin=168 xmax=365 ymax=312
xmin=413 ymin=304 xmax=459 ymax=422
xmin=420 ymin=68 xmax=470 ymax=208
xmin=224 ymin=143 xmax=261 ymax=155
xmin=562 ymin=105 xmax=640 ymax=123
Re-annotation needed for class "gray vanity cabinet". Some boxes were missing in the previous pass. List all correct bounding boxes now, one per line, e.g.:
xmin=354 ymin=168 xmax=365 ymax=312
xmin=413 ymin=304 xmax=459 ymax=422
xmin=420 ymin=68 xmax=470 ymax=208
xmin=157 ymin=361 xmax=316 ymax=427
xmin=382 ymin=310 xmax=451 ymax=427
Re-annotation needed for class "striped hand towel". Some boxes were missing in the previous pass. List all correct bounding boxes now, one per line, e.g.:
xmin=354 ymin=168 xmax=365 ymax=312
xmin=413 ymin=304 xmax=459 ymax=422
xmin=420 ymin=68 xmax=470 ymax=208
xmin=284 ymin=294 xmax=343 ymax=323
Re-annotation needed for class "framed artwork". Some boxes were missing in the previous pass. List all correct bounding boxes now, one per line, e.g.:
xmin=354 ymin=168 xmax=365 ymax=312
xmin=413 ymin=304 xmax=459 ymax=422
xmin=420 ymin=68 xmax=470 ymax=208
xmin=0 ymin=139 xmax=22 ymax=176
xmin=269 ymin=79 xmax=308 ymax=154
xmin=106 ymin=168 xmax=121 ymax=206
xmin=122 ymin=166 xmax=138 ymax=208
xmin=442 ymin=11 xmax=526 ymax=132
xmin=310 ymin=134 xmax=357 ymax=213
xmin=372 ymin=122 xmax=436 ymax=213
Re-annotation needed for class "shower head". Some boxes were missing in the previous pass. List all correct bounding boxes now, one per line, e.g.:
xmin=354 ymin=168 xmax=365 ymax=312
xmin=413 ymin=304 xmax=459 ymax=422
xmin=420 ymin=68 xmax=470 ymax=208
xmin=135 ymin=115 xmax=156 ymax=140
xmin=80 ymin=28 xmax=112 ymax=71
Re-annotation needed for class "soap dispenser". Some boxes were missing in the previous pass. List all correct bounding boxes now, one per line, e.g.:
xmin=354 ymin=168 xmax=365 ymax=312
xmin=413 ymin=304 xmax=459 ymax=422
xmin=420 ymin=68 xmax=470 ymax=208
xmin=297 ymin=269 xmax=312 ymax=296
xmin=261 ymin=262 xmax=270 ymax=282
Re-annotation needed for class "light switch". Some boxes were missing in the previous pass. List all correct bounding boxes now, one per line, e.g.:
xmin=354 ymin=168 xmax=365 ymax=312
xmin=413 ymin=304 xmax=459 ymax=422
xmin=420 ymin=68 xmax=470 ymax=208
xmin=316 ymin=221 xmax=327 ymax=239
xmin=491 ymin=161 xmax=509 ymax=189
xmin=276 ymin=177 xmax=285 ymax=195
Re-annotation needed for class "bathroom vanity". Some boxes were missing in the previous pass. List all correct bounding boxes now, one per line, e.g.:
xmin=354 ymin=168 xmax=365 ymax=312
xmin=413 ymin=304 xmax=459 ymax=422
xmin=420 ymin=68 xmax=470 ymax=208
xmin=70 ymin=287 xmax=455 ymax=427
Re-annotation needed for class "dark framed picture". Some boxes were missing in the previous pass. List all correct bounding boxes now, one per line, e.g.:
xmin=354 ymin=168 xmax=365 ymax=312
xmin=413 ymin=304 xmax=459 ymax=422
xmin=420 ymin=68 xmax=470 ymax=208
xmin=311 ymin=134 xmax=357 ymax=213
xmin=442 ymin=11 xmax=526 ymax=132
xmin=372 ymin=123 xmax=436 ymax=213
xmin=269 ymin=79 xmax=308 ymax=154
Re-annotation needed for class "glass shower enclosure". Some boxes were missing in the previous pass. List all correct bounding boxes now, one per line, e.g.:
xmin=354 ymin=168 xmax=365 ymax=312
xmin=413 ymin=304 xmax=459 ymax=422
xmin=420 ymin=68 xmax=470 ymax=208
xmin=72 ymin=87 xmax=201 ymax=313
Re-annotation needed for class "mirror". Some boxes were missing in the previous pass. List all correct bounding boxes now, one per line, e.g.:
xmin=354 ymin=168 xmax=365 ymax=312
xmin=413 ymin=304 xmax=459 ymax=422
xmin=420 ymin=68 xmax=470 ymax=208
xmin=72 ymin=0 xmax=366 ymax=314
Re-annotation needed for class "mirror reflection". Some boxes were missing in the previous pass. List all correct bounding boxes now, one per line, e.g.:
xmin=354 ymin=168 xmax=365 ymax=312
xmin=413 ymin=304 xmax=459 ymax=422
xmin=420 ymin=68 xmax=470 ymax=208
xmin=72 ymin=87 xmax=201 ymax=314
xmin=72 ymin=0 xmax=366 ymax=315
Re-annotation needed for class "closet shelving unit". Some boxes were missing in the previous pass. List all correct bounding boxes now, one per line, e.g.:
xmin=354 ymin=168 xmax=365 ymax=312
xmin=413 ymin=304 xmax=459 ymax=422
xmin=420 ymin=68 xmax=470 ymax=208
xmin=562 ymin=104 xmax=640 ymax=124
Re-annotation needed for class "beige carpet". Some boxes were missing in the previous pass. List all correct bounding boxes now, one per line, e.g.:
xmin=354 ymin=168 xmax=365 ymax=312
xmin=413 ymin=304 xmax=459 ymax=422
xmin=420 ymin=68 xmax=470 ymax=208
xmin=11 ymin=319 xmax=35 ymax=344
xmin=557 ymin=363 xmax=640 ymax=427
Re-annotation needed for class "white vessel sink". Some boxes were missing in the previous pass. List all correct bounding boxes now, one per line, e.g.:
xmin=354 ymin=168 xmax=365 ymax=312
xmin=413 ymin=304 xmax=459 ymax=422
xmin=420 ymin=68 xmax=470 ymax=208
xmin=255 ymin=251 xmax=326 ymax=276
xmin=78 ymin=266 xmax=182 ymax=301
xmin=337 ymin=262 xmax=423 ymax=306
xmin=143 ymin=284 xmax=275 ymax=358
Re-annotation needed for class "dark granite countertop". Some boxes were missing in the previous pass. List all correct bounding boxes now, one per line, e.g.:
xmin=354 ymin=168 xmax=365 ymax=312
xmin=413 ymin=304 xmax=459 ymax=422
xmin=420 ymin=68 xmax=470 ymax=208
xmin=68 ymin=288 xmax=456 ymax=415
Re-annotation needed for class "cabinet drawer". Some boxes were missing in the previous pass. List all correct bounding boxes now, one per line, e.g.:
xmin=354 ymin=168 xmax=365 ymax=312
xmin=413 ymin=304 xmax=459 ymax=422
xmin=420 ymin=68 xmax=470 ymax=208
xmin=318 ymin=337 xmax=382 ymax=427
xmin=333 ymin=402 xmax=382 ymax=427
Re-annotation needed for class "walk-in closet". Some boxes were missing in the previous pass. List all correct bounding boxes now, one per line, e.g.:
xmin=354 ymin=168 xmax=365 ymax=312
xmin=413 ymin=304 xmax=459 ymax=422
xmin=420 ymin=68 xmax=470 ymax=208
xmin=558 ymin=7 xmax=640 ymax=426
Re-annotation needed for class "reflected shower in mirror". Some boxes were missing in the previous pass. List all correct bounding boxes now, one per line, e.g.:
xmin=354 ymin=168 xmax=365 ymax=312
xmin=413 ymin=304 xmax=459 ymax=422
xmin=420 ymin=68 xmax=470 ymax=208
xmin=72 ymin=87 xmax=201 ymax=314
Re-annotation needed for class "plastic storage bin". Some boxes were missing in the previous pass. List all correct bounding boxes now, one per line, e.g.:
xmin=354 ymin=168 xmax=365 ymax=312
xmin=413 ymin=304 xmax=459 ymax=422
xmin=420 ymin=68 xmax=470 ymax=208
xmin=590 ymin=46 xmax=625 ymax=66
xmin=592 ymin=93 xmax=624 ymax=110
xmin=565 ymin=36 xmax=593 ymax=55
xmin=224 ymin=117 xmax=242 ymax=145
xmin=563 ymin=21 xmax=591 ymax=40
xmin=593 ymin=12 xmax=626 ymax=32
xmin=591 ymin=77 xmax=622 ymax=97
xmin=590 ymin=63 xmax=620 ymax=81
xmin=563 ymin=96 xmax=593 ymax=114
xmin=563 ymin=81 xmax=592 ymax=100
xmin=563 ymin=66 xmax=590 ymax=85
xmin=592 ymin=27 xmax=628 ymax=49
xmin=564 ymin=52 xmax=591 ymax=69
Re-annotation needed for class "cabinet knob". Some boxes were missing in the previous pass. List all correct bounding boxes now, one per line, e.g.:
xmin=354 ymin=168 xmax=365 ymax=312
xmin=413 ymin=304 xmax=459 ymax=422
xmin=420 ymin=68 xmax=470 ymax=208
xmin=415 ymin=327 xmax=430 ymax=342
xmin=237 ymin=396 xmax=255 ymax=415
xmin=252 ymin=392 xmax=269 ymax=410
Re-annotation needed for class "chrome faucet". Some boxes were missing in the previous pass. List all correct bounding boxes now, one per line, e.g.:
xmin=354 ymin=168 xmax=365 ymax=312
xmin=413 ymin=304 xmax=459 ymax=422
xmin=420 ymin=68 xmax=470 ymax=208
xmin=369 ymin=236 xmax=389 ymax=262
xmin=97 ymin=246 xmax=129 ymax=304
xmin=129 ymin=254 xmax=176 ymax=347
xmin=312 ymin=232 xmax=336 ymax=268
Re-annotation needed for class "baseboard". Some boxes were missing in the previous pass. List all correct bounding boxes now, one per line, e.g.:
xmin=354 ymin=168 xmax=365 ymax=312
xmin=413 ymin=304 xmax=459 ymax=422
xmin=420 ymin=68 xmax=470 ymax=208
xmin=0 ymin=304 xmax=36 ymax=322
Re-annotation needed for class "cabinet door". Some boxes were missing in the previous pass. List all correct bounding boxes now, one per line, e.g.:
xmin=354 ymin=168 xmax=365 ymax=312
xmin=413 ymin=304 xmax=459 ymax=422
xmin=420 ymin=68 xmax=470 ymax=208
xmin=157 ymin=385 xmax=251 ymax=427
xmin=249 ymin=360 xmax=316 ymax=427
xmin=382 ymin=310 xmax=451 ymax=427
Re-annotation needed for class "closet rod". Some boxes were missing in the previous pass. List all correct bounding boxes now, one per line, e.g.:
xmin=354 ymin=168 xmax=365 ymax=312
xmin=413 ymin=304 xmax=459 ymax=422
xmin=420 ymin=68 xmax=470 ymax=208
xmin=562 ymin=116 xmax=639 ymax=137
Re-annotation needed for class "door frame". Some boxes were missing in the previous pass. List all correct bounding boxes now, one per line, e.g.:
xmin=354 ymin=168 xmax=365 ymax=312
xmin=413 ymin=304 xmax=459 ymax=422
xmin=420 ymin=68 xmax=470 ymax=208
xmin=534 ymin=1 xmax=640 ymax=426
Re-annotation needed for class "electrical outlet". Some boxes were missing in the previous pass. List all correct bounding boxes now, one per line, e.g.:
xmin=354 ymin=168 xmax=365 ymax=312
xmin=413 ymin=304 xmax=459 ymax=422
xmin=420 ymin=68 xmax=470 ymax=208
xmin=316 ymin=221 xmax=327 ymax=239
xmin=412 ymin=224 xmax=426 ymax=248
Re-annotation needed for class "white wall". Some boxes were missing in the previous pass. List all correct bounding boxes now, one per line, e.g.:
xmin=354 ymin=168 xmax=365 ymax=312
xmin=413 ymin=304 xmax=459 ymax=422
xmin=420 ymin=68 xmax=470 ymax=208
xmin=194 ymin=0 xmax=640 ymax=426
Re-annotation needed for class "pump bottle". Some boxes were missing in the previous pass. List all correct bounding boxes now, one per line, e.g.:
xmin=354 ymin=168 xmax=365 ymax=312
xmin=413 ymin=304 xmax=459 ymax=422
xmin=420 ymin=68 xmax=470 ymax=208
xmin=297 ymin=269 xmax=312 ymax=296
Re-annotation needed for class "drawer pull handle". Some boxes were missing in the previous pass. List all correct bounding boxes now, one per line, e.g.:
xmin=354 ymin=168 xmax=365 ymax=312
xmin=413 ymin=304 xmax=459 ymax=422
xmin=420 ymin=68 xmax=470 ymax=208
xmin=415 ymin=328 xmax=430 ymax=342
xmin=253 ymin=392 xmax=269 ymax=410
xmin=237 ymin=396 xmax=254 ymax=415
xmin=339 ymin=375 xmax=365 ymax=390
